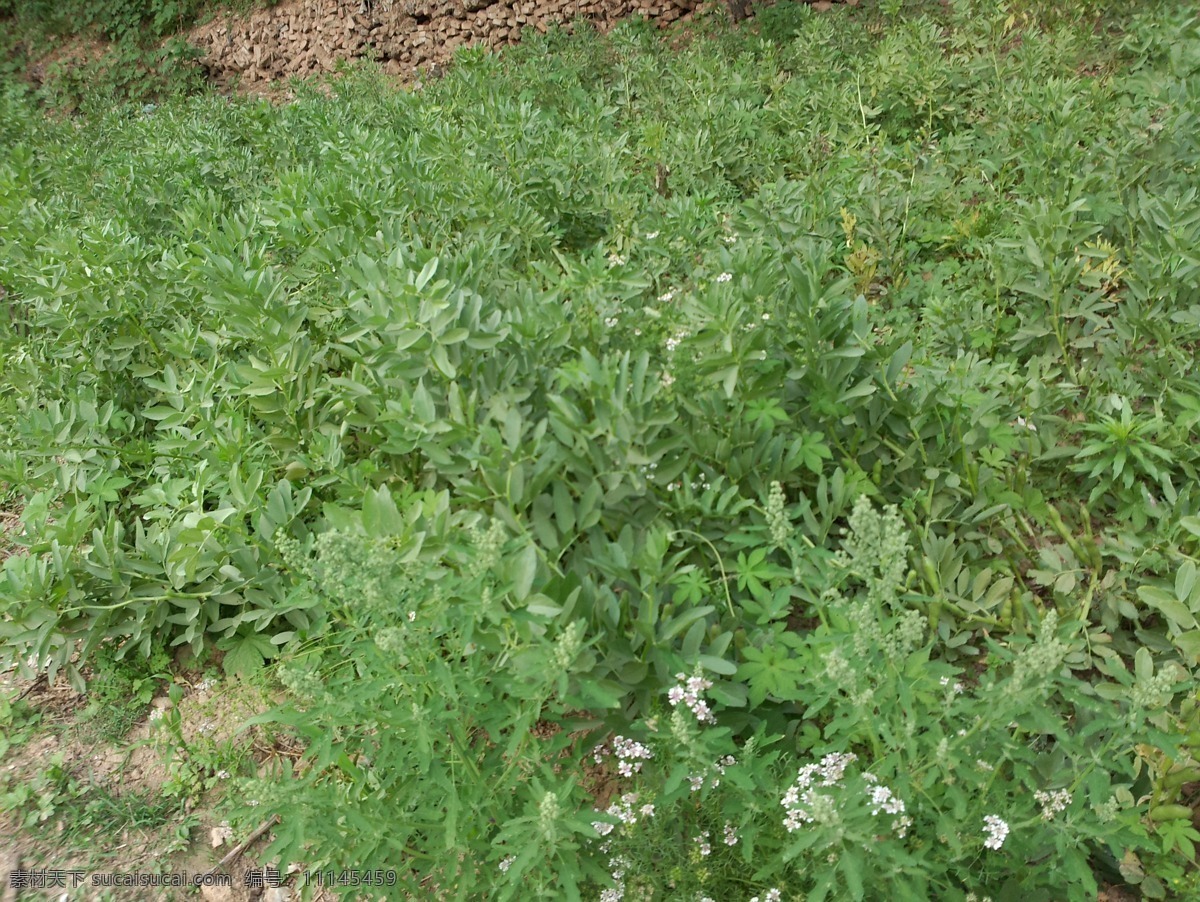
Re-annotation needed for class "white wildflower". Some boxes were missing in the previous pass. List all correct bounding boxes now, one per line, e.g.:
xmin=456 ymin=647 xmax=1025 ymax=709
xmin=867 ymin=784 xmax=905 ymax=816
xmin=667 ymin=672 xmax=716 ymax=723
xmin=982 ymin=814 xmax=1009 ymax=850
xmin=1034 ymin=788 xmax=1071 ymax=821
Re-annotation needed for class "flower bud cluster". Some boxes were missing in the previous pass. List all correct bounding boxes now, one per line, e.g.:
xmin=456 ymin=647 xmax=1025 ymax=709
xmin=553 ymin=621 xmax=584 ymax=671
xmin=766 ymin=481 xmax=790 ymax=547
xmin=470 ymin=520 xmax=507 ymax=577
xmin=837 ymin=496 xmax=910 ymax=607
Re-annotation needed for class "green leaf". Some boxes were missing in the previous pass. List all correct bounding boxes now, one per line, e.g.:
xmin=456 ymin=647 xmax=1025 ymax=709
xmin=1135 ymin=646 xmax=1154 ymax=683
xmin=220 ymin=632 xmax=275 ymax=675
xmin=1177 ymin=561 xmax=1199 ymax=607
xmin=553 ymin=482 xmax=576 ymax=535
xmin=363 ymin=485 xmax=404 ymax=536
xmin=431 ymin=343 xmax=456 ymax=378
xmin=698 ymin=654 xmax=738 ymax=676
xmin=412 ymin=380 xmax=436 ymax=423
xmin=415 ymin=257 xmax=439 ymax=291
xmin=885 ymin=340 xmax=913 ymax=386
xmin=1174 ymin=630 xmax=1200 ymax=662
xmin=512 ymin=543 xmax=537 ymax=602
xmin=659 ymin=605 xmax=715 ymax=642
xmin=1138 ymin=586 xmax=1198 ymax=630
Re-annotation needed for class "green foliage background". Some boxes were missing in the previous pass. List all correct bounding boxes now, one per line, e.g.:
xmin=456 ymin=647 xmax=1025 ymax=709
xmin=2 ymin=0 xmax=1200 ymax=897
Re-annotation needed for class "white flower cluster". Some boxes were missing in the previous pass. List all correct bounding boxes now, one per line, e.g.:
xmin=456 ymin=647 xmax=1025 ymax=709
xmin=498 ymin=855 xmax=515 ymax=873
xmin=598 ymin=855 xmax=630 ymax=902
xmin=781 ymin=755 xmax=913 ymax=837
xmin=666 ymin=476 xmax=713 ymax=493
xmin=982 ymin=814 xmax=1009 ymax=850
xmin=594 ymin=735 xmax=654 ymax=778
xmin=939 ymin=676 xmax=964 ymax=694
xmin=592 ymin=792 xmax=651 ymax=837
xmin=865 ymin=780 xmax=912 ymax=837
xmin=607 ymin=252 xmax=626 ymax=267
xmin=668 ymin=672 xmax=716 ymax=724
xmin=723 ymin=822 xmax=739 ymax=846
xmin=693 ymin=831 xmax=712 ymax=857
xmin=1034 ymin=788 xmax=1071 ymax=821
xmin=781 ymin=753 xmax=857 ymax=831
xmin=716 ymin=272 xmax=733 ymax=283
xmin=749 ymin=890 xmax=781 ymax=902
xmin=804 ymin=752 xmax=858 ymax=786
xmin=665 ymin=329 xmax=687 ymax=353
xmin=658 ymin=289 xmax=675 ymax=302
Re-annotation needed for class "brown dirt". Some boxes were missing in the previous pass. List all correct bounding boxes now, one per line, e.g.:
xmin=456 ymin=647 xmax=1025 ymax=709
xmin=0 ymin=508 xmax=21 ymax=563
xmin=22 ymin=35 xmax=111 ymax=89
xmin=0 ymin=667 xmax=328 ymax=902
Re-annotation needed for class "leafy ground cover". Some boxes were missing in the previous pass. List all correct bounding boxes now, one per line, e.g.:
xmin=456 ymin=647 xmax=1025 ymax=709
xmin=3 ymin=0 xmax=1200 ymax=898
